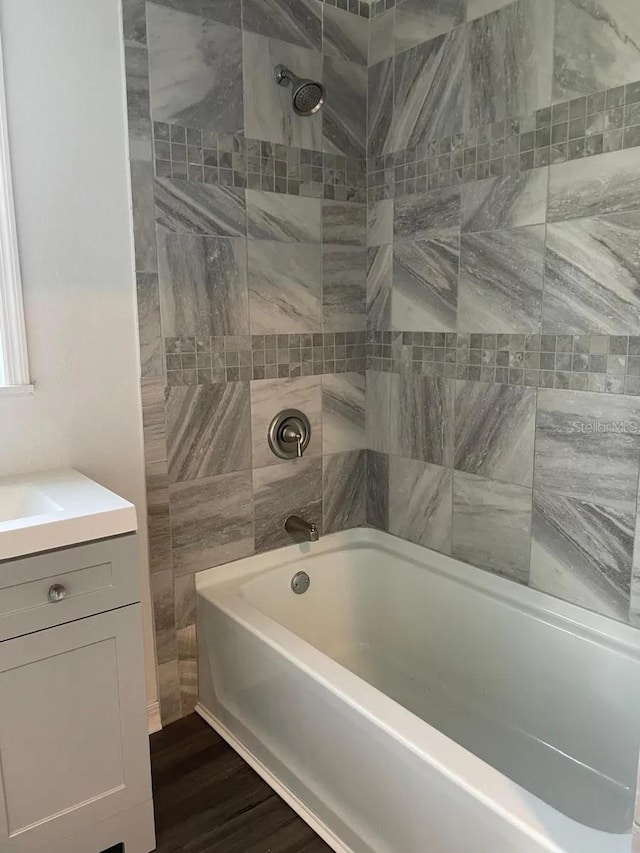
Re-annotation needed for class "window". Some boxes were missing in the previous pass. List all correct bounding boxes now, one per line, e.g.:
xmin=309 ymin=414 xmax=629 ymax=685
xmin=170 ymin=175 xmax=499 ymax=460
xmin=0 ymin=30 xmax=30 ymax=394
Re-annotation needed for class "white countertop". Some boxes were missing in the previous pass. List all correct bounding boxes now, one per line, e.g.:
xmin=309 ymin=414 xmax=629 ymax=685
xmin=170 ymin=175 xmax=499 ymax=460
xmin=0 ymin=469 xmax=137 ymax=561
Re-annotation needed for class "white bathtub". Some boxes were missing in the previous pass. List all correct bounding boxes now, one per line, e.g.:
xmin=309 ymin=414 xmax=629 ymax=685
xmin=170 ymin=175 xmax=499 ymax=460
xmin=196 ymin=528 xmax=640 ymax=853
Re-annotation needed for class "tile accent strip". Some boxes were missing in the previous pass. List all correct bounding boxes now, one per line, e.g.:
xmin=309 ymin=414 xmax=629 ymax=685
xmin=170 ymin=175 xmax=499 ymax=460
xmin=153 ymin=123 xmax=367 ymax=203
xmin=367 ymin=332 xmax=640 ymax=396
xmin=367 ymin=80 xmax=640 ymax=201
xmin=322 ymin=0 xmax=375 ymax=18
xmin=165 ymin=332 xmax=367 ymax=386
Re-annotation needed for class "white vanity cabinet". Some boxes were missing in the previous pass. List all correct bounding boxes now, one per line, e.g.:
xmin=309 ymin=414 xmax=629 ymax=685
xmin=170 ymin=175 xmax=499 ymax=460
xmin=0 ymin=534 xmax=155 ymax=853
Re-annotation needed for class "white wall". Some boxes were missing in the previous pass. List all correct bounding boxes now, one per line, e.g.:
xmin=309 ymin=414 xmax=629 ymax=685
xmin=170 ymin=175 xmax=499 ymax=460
xmin=0 ymin=0 xmax=157 ymax=710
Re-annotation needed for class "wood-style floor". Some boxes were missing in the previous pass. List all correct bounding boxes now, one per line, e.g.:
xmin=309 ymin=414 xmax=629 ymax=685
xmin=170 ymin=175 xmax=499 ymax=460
xmin=150 ymin=713 xmax=332 ymax=853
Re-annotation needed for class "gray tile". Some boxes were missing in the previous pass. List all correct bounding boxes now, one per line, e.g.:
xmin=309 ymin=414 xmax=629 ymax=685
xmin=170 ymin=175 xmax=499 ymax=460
xmin=242 ymin=0 xmax=322 ymax=49
xmin=142 ymin=379 xmax=168 ymax=465
xmin=368 ymin=57 xmax=394 ymax=156
xmin=147 ymin=4 xmax=243 ymax=133
xmin=322 ymin=201 xmax=366 ymax=244
xmin=454 ymin=380 xmax=536 ymax=487
xmin=395 ymin=0 xmax=465 ymax=53
xmin=167 ymin=383 xmax=252 ymax=480
xmin=125 ymin=45 xmax=151 ymax=146
xmin=547 ymin=149 xmax=640 ymax=223
xmin=174 ymin=574 xmax=196 ymax=630
xmin=366 ymin=370 xmax=391 ymax=452
xmin=394 ymin=187 xmax=461 ymax=241
xmin=243 ymin=32 xmax=323 ymax=148
xmin=200 ymin=0 xmax=241 ymax=27
xmin=254 ymin=457 xmax=323 ymax=551
xmin=151 ymin=570 xmax=176 ymax=665
xmin=365 ymin=450 xmax=389 ymax=529
xmin=389 ymin=456 xmax=452 ymax=553
xmin=534 ymin=388 xmax=640 ymax=511
xmin=137 ymin=273 xmax=164 ymax=378
xmin=390 ymin=373 xmax=454 ymax=466
xmin=250 ymin=375 xmax=322 ymax=467
xmin=323 ymin=55 xmax=367 ymax=158
xmin=123 ymin=0 xmax=147 ymax=46
xmin=177 ymin=624 xmax=198 ymax=715
xmin=553 ymin=0 xmax=640 ymax=102
xmin=323 ymin=450 xmax=366 ymax=533
xmin=466 ymin=0 xmax=515 ymax=20
xmin=369 ymin=8 xmax=395 ymax=66
xmin=145 ymin=460 xmax=173 ymax=575
xmin=458 ymin=225 xmax=545 ymax=333
xmin=323 ymin=3 xmax=368 ymax=66
xmin=392 ymin=237 xmax=459 ymax=332
xmin=461 ymin=169 xmax=548 ymax=233
xmin=169 ymin=471 xmax=254 ymax=573
xmin=154 ymin=178 xmax=246 ymax=236
xmin=248 ymin=241 xmax=322 ymax=334
xmin=394 ymin=27 xmax=465 ymax=150
xmin=131 ymin=160 xmax=158 ymax=271
xmin=367 ymin=244 xmax=393 ymax=330
xmin=158 ymin=232 xmax=249 ymax=337
xmin=247 ymin=191 xmax=322 ymax=241
xmin=158 ymin=659 xmax=181 ymax=725
xmin=368 ymin=198 xmax=393 ymax=246
xmin=464 ymin=0 xmax=553 ymax=129
xmin=322 ymin=372 xmax=366 ymax=453
xmin=322 ymin=244 xmax=367 ymax=331
xmin=531 ymin=490 xmax=634 ymax=621
xmin=452 ymin=471 xmax=532 ymax=582
xmin=544 ymin=213 xmax=640 ymax=335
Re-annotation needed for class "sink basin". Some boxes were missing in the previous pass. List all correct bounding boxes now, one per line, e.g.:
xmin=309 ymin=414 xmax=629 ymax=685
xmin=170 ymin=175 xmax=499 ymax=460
xmin=0 ymin=483 xmax=63 ymax=523
xmin=0 ymin=469 xmax=137 ymax=561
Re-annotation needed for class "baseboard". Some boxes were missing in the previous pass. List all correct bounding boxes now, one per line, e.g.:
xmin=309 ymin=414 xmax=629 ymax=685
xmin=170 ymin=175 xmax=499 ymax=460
xmin=147 ymin=701 xmax=161 ymax=734
xmin=195 ymin=702 xmax=353 ymax=853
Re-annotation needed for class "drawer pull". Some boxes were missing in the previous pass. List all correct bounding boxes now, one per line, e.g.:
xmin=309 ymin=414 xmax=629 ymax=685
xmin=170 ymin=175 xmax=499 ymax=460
xmin=47 ymin=584 xmax=67 ymax=603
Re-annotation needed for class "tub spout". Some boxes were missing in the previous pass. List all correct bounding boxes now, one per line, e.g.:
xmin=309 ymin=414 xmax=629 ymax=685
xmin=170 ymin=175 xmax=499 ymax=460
xmin=285 ymin=515 xmax=319 ymax=542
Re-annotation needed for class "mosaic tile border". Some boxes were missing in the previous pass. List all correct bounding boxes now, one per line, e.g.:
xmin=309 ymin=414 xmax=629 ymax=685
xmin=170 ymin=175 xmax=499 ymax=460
xmin=321 ymin=0 xmax=377 ymax=18
xmin=153 ymin=123 xmax=367 ymax=203
xmin=367 ymin=332 xmax=640 ymax=396
xmin=165 ymin=332 xmax=367 ymax=385
xmin=368 ymin=80 xmax=640 ymax=201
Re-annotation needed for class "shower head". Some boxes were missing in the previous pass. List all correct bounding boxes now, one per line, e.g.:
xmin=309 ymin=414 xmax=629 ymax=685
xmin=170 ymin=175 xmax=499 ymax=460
xmin=274 ymin=64 xmax=325 ymax=117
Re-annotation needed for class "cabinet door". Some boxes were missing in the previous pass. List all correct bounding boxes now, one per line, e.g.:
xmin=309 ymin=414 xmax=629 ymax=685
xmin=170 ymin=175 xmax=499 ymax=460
xmin=0 ymin=605 xmax=152 ymax=852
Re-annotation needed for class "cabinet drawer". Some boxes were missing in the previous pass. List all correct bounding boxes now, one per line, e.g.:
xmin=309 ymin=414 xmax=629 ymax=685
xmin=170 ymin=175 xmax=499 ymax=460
xmin=0 ymin=535 xmax=140 ymax=641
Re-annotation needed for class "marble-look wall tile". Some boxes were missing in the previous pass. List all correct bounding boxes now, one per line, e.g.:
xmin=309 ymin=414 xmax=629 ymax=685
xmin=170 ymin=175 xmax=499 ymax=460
xmin=145 ymin=460 xmax=173 ymax=575
xmin=547 ymin=149 xmax=640 ymax=223
xmin=464 ymin=0 xmax=553 ymax=129
xmin=131 ymin=160 xmax=158 ymax=272
xmin=167 ymin=383 xmax=252 ymax=480
xmin=631 ymin=516 xmax=640 ymax=624
xmin=366 ymin=449 xmax=389 ymax=529
xmin=389 ymin=455 xmax=452 ymax=553
xmin=461 ymin=169 xmax=548 ymax=234
xmin=248 ymin=241 xmax=322 ymax=334
xmin=142 ymin=379 xmax=168 ymax=465
xmin=147 ymin=4 xmax=243 ymax=133
xmin=243 ymin=32 xmax=322 ymax=149
xmin=137 ymin=273 xmax=164 ymax=378
xmin=254 ymin=457 xmax=323 ymax=550
xmin=322 ymin=372 xmax=366 ymax=454
xmin=466 ymin=0 xmax=515 ymax=20
xmin=368 ymin=57 xmax=394 ymax=156
xmin=553 ymin=0 xmax=640 ymax=102
xmin=323 ymin=56 xmax=367 ymax=158
xmin=169 ymin=471 xmax=254 ymax=573
xmin=393 ymin=27 xmax=465 ymax=150
xmin=368 ymin=198 xmax=393 ymax=247
xmin=123 ymin=0 xmax=147 ymax=47
xmin=242 ymin=0 xmax=322 ymax=50
xmin=458 ymin=225 xmax=545 ymax=333
xmin=174 ymin=574 xmax=196 ymax=629
xmin=454 ymin=380 xmax=537 ymax=487
xmin=322 ymin=244 xmax=366 ymax=331
xmin=247 ymin=191 xmax=321 ymax=242
xmin=369 ymin=8 xmax=395 ymax=66
xmin=251 ymin=375 xmax=322 ymax=467
xmin=395 ymin=0 xmax=465 ymax=53
xmin=155 ymin=179 xmax=246 ymax=237
xmin=452 ymin=471 xmax=532 ymax=582
xmin=394 ymin=187 xmax=461 ymax=241
xmin=367 ymin=244 xmax=393 ymax=330
xmin=534 ymin=388 xmax=640 ymax=512
xmin=323 ymin=4 xmax=368 ymax=66
xmin=151 ymin=570 xmax=177 ymax=665
xmin=544 ymin=214 xmax=640 ymax=335
xmin=392 ymin=236 xmax=459 ymax=332
xmin=125 ymin=45 xmax=151 ymax=147
xmin=323 ymin=201 xmax=366 ymax=245
xmin=158 ymin=659 xmax=181 ymax=725
xmin=158 ymin=231 xmax=249 ymax=337
xmin=200 ymin=0 xmax=241 ymax=27
xmin=323 ymin=450 xmax=366 ymax=533
xmin=366 ymin=370 xmax=391 ymax=452
xmin=531 ymin=490 xmax=634 ymax=621
xmin=390 ymin=373 xmax=454 ymax=466
xmin=177 ymin=623 xmax=198 ymax=715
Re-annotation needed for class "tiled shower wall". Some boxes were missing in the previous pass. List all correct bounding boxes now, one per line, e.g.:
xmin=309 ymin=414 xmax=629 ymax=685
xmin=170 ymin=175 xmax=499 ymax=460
xmin=364 ymin=0 xmax=640 ymax=634
xmin=123 ymin=0 xmax=369 ymax=723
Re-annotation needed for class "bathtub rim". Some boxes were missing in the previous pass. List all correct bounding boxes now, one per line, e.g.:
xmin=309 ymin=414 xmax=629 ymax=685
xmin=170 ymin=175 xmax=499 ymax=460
xmin=196 ymin=527 xmax=636 ymax=853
